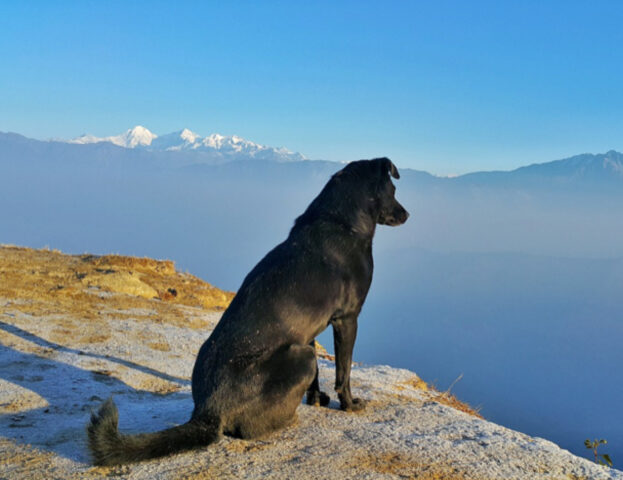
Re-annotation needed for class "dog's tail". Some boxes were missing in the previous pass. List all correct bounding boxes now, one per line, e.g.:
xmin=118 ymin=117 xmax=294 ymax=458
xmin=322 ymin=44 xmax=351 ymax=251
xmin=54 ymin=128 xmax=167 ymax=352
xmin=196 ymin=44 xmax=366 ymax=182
xmin=87 ymin=398 xmax=220 ymax=466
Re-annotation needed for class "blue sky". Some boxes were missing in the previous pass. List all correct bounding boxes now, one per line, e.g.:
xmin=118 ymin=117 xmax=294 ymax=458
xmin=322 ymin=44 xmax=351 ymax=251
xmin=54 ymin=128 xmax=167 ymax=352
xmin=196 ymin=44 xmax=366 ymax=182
xmin=1 ymin=1 xmax=622 ymax=174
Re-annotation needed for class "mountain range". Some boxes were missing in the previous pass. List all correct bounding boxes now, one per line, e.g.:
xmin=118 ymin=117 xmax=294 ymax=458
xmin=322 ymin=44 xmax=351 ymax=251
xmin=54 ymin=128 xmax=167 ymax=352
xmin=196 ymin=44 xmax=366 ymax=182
xmin=456 ymin=149 xmax=623 ymax=187
xmin=65 ymin=125 xmax=307 ymax=163
xmin=1 ymin=127 xmax=622 ymax=185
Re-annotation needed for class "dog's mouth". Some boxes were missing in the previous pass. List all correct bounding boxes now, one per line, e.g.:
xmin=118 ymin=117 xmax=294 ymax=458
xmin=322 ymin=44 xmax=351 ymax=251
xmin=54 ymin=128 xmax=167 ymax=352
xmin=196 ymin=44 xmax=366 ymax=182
xmin=378 ymin=205 xmax=409 ymax=226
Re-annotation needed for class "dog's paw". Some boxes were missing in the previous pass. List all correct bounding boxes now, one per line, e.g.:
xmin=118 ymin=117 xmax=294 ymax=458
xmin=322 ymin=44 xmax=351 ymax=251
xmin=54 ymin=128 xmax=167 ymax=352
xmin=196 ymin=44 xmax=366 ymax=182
xmin=340 ymin=397 xmax=366 ymax=412
xmin=306 ymin=390 xmax=331 ymax=407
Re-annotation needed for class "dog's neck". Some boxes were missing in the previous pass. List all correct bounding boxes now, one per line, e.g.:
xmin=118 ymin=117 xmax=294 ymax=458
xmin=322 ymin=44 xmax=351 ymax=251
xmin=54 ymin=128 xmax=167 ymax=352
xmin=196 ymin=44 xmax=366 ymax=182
xmin=291 ymin=174 xmax=378 ymax=239
xmin=347 ymin=209 xmax=377 ymax=237
xmin=292 ymin=202 xmax=376 ymax=240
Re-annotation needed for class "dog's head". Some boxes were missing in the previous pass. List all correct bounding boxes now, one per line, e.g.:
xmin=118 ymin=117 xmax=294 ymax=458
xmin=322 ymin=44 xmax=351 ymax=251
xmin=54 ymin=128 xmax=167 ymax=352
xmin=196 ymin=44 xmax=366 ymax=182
xmin=372 ymin=158 xmax=409 ymax=227
xmin=293 ymin=157 xmax=409 ymax=236
xmin=339 ymin=157 xmax=409 ymax=228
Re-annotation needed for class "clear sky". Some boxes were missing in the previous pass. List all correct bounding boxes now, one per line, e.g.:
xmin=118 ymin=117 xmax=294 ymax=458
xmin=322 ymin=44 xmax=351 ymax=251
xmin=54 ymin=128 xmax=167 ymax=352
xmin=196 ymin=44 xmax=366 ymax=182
xmin=1 ymin=1 xmax=622 ymax=175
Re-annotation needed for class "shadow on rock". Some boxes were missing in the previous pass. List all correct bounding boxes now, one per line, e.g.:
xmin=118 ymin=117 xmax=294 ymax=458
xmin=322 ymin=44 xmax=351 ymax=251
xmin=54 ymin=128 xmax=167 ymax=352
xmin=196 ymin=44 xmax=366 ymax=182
xmin=0 ymin=321 xmax=192 ymax=463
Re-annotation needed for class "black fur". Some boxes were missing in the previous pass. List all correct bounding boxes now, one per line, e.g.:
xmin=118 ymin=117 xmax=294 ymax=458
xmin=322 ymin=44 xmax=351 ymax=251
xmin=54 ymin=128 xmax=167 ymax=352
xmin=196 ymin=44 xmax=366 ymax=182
xmin=86 ymin=157 xmax=408 ymax=465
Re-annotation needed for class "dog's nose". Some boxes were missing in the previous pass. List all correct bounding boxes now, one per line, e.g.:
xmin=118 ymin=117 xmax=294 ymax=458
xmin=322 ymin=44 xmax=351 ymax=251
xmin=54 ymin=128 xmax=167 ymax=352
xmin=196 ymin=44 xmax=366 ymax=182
xmin=397 ymin=206 xmax=409 ymax=223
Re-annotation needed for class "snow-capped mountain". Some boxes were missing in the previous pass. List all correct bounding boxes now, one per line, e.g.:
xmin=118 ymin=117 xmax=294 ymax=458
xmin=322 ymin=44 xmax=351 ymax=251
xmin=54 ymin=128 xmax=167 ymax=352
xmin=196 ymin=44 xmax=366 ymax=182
xmin=68 ymin=126 xmax=307 ymax=162
xmin=70 ymin=125 xmax=158 ymax=149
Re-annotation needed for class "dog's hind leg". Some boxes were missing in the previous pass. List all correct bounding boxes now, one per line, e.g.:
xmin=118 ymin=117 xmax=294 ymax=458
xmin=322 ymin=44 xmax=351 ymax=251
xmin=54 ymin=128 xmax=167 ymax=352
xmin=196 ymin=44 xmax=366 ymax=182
xmin=228 ymin=344 xmax=317 ymax=439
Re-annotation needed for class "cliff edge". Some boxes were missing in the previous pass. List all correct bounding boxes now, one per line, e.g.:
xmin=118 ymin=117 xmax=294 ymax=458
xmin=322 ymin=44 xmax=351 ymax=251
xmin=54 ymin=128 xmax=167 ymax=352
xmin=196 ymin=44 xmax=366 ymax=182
xmin=0 ymin=246 xmax=620 ymax=479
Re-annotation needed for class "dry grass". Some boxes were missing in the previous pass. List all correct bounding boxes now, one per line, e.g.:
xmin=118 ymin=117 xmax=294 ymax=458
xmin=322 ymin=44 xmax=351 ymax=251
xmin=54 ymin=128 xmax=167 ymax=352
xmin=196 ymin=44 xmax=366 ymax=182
xmin=172 ymin=466 xmax=225 ymax=480
xmin=432 ymin=392 xmax=482 ymax=419
xmin=0 ymin=245 xmax=234 ymax=330
xmin=224 ymin=439 xmax=275 ymax=455
xmin=398 ymin=376 xmax=430 ymax=392
xmin=314 ymin=340 xmax=335 ymax=361
xmin=350 ymin=452 xmax=473 ymax=480
xmin=398 ymin=376 xmax=483 ymax=419
xmin=0 ymin=438 xmax=128 ymax=480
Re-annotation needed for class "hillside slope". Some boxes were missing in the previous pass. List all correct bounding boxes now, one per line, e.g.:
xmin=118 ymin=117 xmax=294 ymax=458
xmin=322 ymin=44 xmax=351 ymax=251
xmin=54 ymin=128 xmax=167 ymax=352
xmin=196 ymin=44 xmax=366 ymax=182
xmin=0 ymin=246 xmax=620 ymax=479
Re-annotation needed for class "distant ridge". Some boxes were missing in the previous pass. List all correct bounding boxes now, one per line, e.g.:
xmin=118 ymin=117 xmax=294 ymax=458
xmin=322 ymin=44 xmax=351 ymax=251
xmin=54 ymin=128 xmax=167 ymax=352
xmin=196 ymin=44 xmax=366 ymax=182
xmin=450 ymin=150 xmax=623 ymax=186
xmin=1 ymin=129 xmax=622 ymax=184
xmin=514 ymin=150 xmax=623 ymax=178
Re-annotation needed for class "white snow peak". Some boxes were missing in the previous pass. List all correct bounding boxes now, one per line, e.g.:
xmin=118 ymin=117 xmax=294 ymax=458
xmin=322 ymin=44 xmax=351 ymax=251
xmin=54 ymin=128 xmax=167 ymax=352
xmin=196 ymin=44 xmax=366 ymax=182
xmin=66 ymin=126 xmax=307 ymax=162
xmin=69 ymin=125 xmax=157 ymax=148
xmin=180 ymin=128 xmax=200 ymax=144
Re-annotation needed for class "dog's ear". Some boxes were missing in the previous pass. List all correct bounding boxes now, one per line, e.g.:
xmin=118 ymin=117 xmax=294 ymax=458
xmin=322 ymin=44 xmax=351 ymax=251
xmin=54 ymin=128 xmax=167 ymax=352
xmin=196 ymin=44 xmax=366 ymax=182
xmin=377 ymin=157 xmax=400 ymax=179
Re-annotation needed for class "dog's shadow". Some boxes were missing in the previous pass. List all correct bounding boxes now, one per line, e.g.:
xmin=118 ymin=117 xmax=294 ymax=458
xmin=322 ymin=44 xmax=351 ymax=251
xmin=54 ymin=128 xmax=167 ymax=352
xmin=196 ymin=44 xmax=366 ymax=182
xmin=0 ymin=321 xmax=193 ymax=464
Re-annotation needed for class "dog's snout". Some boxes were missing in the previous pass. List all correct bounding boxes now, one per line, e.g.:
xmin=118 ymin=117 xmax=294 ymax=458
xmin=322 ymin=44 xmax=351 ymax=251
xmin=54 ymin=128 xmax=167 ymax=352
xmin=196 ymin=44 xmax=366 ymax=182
xmin=393 ymin=200 xmax=409 ymax=223
xmin=379 ymin=202 xmax=409 ymax=226
xmin=396 ymin=205 xmax=409 ymax=224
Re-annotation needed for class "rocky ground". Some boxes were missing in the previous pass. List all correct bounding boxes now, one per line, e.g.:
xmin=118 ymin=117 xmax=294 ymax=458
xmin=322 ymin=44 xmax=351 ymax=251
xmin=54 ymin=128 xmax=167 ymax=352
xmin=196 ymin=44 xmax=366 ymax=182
xmin=0 ymin=245 xmax=620 ymax=479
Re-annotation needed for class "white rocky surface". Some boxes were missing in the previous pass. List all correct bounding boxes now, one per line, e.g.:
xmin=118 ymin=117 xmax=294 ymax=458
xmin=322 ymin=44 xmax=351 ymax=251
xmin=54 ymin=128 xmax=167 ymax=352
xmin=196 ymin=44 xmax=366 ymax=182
xmin=1 ymin=299 xmax=621 ymax=479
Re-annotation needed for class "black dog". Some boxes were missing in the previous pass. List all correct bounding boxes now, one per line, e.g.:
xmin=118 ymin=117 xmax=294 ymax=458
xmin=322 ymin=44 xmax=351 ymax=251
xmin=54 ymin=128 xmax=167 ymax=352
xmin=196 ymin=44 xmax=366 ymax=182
xmin=87 ymin=157 xmax=409 ymax=465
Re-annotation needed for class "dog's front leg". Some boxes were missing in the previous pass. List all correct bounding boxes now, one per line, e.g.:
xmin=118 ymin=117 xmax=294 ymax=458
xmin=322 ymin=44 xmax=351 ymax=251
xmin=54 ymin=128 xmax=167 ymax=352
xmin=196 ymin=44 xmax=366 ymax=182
xmin=305 ymin=340 xmax=331 ymax=407
xmin=332 ymin=315 xmax=366 ymax=412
